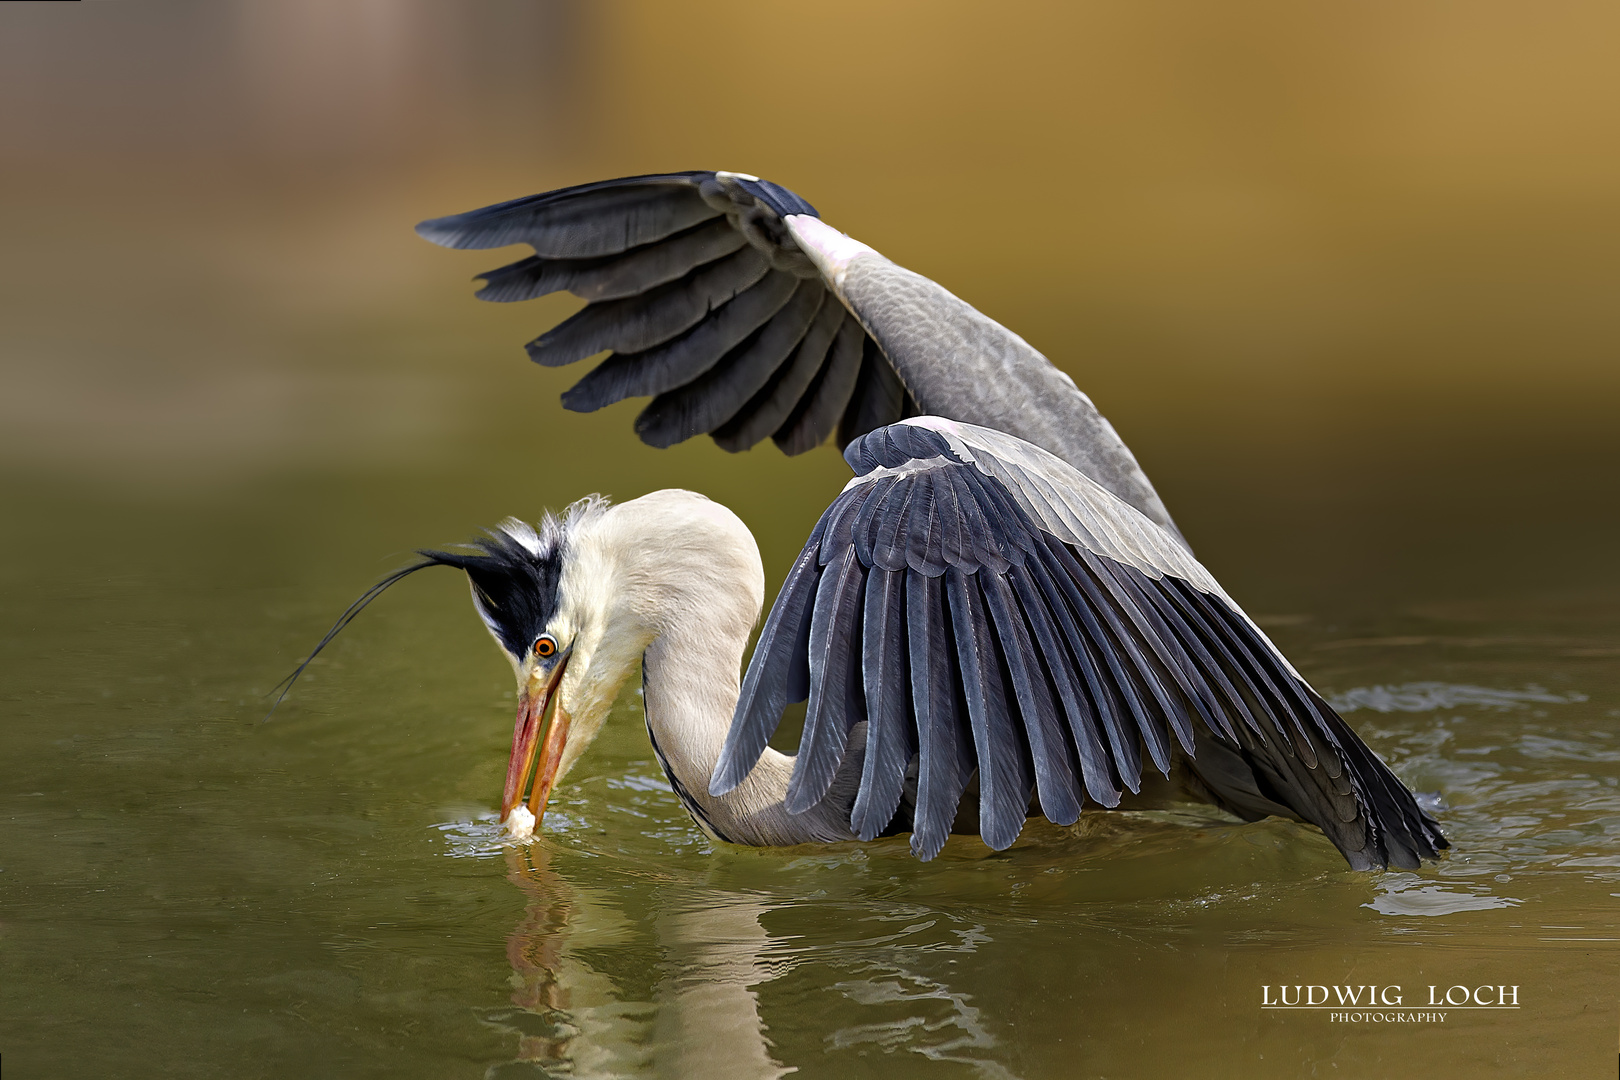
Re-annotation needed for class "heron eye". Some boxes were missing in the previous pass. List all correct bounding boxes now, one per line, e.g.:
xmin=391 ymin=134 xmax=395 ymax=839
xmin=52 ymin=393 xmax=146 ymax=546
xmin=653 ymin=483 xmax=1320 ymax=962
xmin=533 ymin=635 xmax=557 ymax=658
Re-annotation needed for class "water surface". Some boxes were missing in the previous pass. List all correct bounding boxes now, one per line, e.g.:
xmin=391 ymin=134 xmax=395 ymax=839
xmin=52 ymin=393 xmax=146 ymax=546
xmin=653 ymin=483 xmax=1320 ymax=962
xmin=3 ymin=391 xmax=1617 ymax=1078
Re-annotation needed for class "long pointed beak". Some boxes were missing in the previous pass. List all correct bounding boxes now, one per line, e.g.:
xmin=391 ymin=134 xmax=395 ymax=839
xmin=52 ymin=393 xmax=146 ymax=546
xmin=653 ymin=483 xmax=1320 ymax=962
xmin=501 ymin=654 xmax=571 ymax=827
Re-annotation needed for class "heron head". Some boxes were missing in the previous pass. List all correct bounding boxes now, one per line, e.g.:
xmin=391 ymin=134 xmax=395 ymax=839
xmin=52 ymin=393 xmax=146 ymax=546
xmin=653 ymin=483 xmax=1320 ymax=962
xmin=488 ymin=491 xmax=765 ymax=832
xmin=274 ymin=496 xmax=639 ymax=833
xmin=438 ymin=498 xmax=650 ymax=833
xmin=471 ymin=490 xmax=765 ymax=834
xmin=279 ymin=490 xmax=760 ymax=836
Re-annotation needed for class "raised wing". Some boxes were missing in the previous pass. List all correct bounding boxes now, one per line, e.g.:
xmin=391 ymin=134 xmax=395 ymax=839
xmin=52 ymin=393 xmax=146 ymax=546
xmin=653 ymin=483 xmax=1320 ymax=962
xmin=711 ymin=418 xmax=1446 ymax=869
xmin=416 ymin=171 xmax=907 ymax=458
xmin=417 ymin=171 xmax=1182 ymax=541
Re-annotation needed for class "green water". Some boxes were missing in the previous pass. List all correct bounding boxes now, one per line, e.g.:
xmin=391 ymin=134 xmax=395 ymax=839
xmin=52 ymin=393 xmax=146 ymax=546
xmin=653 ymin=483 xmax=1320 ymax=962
xmin=3 ymin=399 xmax=1618 ymax=1077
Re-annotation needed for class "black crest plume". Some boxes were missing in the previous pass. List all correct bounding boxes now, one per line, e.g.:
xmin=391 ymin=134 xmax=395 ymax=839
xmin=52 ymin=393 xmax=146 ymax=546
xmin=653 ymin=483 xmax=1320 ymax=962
xmin=266 ymin=520 xmax=568 ymax=719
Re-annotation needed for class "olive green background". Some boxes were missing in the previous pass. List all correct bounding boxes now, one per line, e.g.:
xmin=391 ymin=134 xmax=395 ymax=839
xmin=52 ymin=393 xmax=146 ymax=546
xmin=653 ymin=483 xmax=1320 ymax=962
xmin=1 ymin=3 xmax=1616 ymax=1076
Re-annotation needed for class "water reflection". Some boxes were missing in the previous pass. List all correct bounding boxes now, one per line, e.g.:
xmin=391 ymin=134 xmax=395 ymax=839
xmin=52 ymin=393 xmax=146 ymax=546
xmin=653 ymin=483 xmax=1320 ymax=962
xmin=486 ymin=836 xmax=1031 ymax=1078
xmin=825 ymin=973 xmax=1007 ymax=1077
xmin=490 ymin=844 xmax=653 ymax=1078
xmin=801 ymin=907 xmax=1011 ymax=1077
xmin=492 ymin=843 xmax=793 ymax=1079
xmin=650 ymin=899 xmax=793 ymax=1080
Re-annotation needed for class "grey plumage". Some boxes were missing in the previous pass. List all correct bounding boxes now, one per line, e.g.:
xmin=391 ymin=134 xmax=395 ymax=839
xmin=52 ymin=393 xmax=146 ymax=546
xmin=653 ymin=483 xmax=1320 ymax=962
xmin=712 ymin=418 xmax=1447 ymax=868
xmin=835 ymin=257 xmax=1181 ymax=541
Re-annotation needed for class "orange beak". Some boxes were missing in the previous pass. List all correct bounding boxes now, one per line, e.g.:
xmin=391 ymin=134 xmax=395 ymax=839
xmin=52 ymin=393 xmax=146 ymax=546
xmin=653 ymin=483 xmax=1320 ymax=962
xmin=501 ymin=653 xmax=571 ymax=827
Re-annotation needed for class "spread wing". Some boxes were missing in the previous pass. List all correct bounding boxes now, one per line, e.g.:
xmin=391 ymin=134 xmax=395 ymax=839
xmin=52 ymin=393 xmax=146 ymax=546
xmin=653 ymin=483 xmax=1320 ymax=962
xmin=416 ymin=171 xmax=1182 ymax=541
xmin=711 ymin=417 xmax=1447 ymax=868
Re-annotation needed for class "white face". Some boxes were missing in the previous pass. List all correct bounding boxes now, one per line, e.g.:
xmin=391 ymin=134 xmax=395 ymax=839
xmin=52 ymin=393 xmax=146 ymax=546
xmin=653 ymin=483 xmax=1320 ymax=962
xmin=485 ymin=589 xmax=600 ymax=832
xmin=486 ymin=490 xmax=765 ymax=826
xmin=542 ymin=537 xmax=650 ymax=787
xmin=486 ymin=505 xmax=654 ymax=810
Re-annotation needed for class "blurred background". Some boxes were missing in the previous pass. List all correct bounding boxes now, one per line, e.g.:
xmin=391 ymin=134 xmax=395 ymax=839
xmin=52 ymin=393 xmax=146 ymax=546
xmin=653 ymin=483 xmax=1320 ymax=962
xmin=0 ymin=0 xmax=1616 ymax=609
xmin=2 ymin=3 xmax=1617 ymax=1077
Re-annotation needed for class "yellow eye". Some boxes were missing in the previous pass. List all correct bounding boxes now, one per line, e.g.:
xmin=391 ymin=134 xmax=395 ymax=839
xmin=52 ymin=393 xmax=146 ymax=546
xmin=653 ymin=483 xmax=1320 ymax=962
xmin=534 ymin=635 xmax=557 ymax=658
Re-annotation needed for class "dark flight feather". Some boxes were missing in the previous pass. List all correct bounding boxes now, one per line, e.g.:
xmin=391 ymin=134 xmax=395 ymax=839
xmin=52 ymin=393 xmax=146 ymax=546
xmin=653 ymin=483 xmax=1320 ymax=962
xmin=785 ymin=546 xmax=867 ymax=813
xmin=712 ymin=515 xmax=827 ymax=795
xmin=712 ymin=295 xmax=845 ymax=453
xmin=1006 ymin=564 xmax=1122 ymax=807
xmin=838 ymin=339 xmax=914 ymax=448
xmin=561 ymin=270 xmax=799 ymax=411
xmin=419 ymin=171 xmax=926 ymax=459
xmin=906 ymin=568 xmax=972 ymax=860
xmin=526 ymin=246 xmax=771 ymax=367
xmin=852 ymin=567 xmax=915 ymax=840
xmin=1034 ymin=538 xmax=1172 ymax=777
xmin=474 ymin=218 xmax=748 ymax=304
xmin=981 ymin=570 xmax=1083 ymax=826
xmin=723 ymin=419 xmax=1445 ymax=866
xmin=1022 ymin=546 xmax=1144 ymax=793
xmin=773 ymin=314 xmax=868 ymax=455
xmin=416 ymin=173 xmax=722 ymax=258
xmin=634 ymin=279 xmax=825 ymax=447
xmin=947 ymin=567 xmax=1032 ymax=850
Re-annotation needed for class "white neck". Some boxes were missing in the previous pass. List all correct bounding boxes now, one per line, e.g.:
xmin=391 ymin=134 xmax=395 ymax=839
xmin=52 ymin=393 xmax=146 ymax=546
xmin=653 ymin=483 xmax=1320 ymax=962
xmin=558 ymin=490 xmax=856 ymax=846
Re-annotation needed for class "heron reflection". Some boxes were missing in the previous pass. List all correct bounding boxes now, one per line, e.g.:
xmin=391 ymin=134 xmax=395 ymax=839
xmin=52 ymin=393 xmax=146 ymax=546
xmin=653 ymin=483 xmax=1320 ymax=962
xmin=490 ymin=838 xmax=1020 ymax=1079
xmin=284 ymin=171 xmax=1445 ymax=870
xmin=494 ymin=842 xmax=791 ymax=1079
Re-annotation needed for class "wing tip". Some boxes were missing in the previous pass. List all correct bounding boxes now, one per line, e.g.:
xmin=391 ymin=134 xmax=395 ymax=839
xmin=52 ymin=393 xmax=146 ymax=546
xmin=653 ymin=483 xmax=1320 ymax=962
xmin=909 ymin=829 xmax=946 ymax=861
xmin=415 ymin=215 xmax=481 ymax=250
xmin=708 ymin=755 xmax=745 ymax=798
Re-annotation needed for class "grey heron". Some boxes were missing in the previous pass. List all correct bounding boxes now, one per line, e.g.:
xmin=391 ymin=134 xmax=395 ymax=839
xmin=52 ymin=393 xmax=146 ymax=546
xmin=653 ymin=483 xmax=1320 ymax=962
xmin=283 ymin=171 xmax=1445 ymax=869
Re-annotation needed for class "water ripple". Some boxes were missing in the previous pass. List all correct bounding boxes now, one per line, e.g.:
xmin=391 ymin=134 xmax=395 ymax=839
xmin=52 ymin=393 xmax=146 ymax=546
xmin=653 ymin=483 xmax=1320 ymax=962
xmin=1366 ymin=873 xmax=1520 ymax=916
xmin=1329 ymin=682 xmax=1587 ymax=714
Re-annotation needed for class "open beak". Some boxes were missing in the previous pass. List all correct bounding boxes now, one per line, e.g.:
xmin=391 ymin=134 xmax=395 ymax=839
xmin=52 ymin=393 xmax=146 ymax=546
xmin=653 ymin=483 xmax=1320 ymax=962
xmin=501 ymin=653 xmax=571 ymax=827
